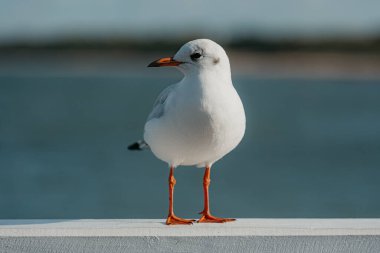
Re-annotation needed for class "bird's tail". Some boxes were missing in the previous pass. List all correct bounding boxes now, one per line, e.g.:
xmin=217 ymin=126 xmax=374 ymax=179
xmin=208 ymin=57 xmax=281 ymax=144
xmin=128 ymin=140 xmax=149 ymax=151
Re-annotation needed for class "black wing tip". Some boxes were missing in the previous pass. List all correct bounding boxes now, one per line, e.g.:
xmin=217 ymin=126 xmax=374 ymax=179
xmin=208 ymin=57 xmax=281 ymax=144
xmin=128 ymin=142 xmax=142 ymax=150
xmin=127 ymin=140 xmax=149 ymax=151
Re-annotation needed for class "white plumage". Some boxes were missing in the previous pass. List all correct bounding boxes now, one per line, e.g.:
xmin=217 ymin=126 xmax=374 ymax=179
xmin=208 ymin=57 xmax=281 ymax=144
xmin=131 ymin=39 xmax=246 ymax=225
xmin=144 ymin=39 xmax=246 ymax=168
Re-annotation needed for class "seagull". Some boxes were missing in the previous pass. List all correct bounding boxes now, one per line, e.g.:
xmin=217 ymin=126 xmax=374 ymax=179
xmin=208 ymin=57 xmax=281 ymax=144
xmin=129 ymin=39 xmax=246 ymax=225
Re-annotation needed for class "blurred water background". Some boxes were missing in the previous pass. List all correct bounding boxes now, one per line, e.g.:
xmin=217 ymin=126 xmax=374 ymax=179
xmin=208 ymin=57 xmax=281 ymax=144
xmin=0 ymin=0 xmax=380 ymax=219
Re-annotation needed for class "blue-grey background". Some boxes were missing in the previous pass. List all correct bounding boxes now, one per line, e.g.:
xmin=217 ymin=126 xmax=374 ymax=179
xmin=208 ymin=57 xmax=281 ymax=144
xmin=1 ymin=0 xmax=380 ymax=42
xmin=1 ymin=74 xmax=380 ymax=218
xmin=0 ymin=0 xmax=380 ymax=219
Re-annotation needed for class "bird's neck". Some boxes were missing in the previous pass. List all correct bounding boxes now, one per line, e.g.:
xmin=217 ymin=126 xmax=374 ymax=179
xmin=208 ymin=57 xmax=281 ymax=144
xmin=183 ymin=68 xmax=232 ymax=89
xmin=180 ymin=70 xmax=234 ymax=105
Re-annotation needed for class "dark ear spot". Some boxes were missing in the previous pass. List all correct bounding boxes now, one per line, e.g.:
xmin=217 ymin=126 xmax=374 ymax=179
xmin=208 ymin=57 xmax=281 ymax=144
xmin=213 ymin=57 xmax=220 ymax=64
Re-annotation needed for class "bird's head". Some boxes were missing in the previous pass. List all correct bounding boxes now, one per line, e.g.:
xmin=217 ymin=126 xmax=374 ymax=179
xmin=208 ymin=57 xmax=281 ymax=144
xmin=148 ymin=39 xmax=230 ymax=76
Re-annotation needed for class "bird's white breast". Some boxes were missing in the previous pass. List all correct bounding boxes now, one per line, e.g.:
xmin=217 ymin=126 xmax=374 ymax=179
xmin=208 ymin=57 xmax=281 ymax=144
xmin=144 ymin=76 xmax=245 ymax=167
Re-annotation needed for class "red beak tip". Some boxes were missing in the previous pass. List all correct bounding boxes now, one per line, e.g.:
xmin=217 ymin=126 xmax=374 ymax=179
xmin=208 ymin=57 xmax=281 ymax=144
xmin=147 ymin=57 xmax=181 ymax=67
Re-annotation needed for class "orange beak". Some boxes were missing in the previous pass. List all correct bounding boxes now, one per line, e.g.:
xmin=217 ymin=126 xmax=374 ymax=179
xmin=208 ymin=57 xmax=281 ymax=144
xmin=148 ymin=57 xmax=182 ymax=67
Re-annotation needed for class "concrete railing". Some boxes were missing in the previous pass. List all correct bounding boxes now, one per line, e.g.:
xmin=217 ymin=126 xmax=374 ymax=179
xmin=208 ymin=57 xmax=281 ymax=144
xmin=1 ymin=219 xmax=380 ymax=252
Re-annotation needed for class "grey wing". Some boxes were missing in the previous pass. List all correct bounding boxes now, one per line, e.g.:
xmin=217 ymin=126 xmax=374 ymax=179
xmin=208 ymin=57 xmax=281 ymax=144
xmin=147 ymin=84 xmax=177 ymax=122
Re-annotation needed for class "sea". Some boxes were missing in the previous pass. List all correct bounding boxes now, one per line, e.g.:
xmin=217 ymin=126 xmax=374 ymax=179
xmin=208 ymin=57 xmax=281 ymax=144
xmin=1 ymin=73 xmax=380 ymax=219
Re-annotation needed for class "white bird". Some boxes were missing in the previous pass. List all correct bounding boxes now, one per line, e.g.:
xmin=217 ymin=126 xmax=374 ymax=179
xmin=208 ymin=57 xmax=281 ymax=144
xmin=129 ymin=39 xmax=246 ymax=225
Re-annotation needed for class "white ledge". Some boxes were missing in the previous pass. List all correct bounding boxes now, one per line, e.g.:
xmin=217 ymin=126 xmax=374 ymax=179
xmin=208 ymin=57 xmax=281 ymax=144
xmin=0 ymin=219 xmax=380 ymax=237
xmin=1 ymin=219 xmax=380 ymax=253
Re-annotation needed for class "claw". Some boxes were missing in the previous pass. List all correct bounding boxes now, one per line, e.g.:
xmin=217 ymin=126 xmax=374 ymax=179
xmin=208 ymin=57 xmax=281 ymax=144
xmin=166 ymin=214 xmax=195 ymax=225
xmin=197 ymin=212 xmax=236 ymax=223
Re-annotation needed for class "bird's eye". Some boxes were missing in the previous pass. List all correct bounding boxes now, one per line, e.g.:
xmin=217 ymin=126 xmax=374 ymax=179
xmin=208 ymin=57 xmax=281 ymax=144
xmin=190 ymin=52 xmax=202 ymax=61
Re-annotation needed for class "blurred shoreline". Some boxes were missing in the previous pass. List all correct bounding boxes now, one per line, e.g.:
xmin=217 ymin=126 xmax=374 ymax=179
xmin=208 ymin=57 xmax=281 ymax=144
xmin=0 ymin=36 xmax=379 ymax=79
xmin=1 ymin=36 xmax=380 ymax=52
xmin=1 ymin=49 xmax=379 ymax=79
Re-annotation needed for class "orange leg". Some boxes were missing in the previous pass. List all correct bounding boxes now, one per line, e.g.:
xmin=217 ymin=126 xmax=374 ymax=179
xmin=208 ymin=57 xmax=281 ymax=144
xmin=198 ymin=166 xmax=236 ymax=223
xmin=166 ymin=166 xmax=195 ymax=225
